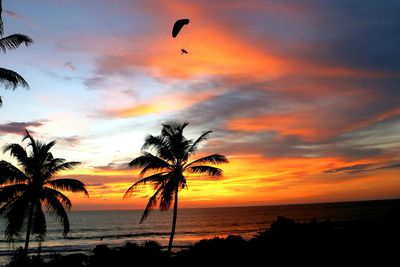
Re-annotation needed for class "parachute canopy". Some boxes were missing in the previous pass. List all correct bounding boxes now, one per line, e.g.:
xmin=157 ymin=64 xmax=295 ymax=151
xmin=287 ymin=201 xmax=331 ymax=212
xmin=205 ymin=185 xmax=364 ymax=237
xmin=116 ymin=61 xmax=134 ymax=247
xmin=172 ymin=19 xmax=190 ymax=38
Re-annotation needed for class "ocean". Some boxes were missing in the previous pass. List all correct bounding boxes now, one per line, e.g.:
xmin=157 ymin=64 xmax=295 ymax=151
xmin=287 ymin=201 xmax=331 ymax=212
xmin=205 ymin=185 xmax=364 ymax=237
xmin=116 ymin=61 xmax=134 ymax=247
xmin=0 ymin=199 xmax=399 ymax=265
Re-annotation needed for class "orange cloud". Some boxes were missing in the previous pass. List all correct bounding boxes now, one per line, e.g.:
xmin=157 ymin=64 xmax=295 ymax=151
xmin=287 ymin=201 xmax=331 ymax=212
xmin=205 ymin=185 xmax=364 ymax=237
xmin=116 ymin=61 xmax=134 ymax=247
xmin=227 ymin=113 xmax=317 ymax=139
xmin=106 ymin=90 xmax=215 ymax=118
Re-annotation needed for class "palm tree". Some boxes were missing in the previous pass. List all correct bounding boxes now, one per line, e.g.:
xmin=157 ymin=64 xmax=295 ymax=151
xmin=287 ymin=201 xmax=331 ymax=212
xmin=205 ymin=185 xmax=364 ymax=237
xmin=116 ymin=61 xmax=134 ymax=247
xmin=0 ymin=130 xmax=88 ymax=254
xmin=0 ymin=0 xmax=33 ymax=107
xmin=124 ymin=121 xmax=228 ymax=253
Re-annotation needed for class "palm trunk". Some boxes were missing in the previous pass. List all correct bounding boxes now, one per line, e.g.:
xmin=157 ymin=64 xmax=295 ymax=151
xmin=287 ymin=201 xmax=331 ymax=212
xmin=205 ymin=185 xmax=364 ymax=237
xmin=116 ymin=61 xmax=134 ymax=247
xmin=167 ymin=186 xmax=179 ymax=253
xmin=24 ymin=204 xmax=34 ymax=254
xmin=37 ymin=240 xmax=42 ymax=257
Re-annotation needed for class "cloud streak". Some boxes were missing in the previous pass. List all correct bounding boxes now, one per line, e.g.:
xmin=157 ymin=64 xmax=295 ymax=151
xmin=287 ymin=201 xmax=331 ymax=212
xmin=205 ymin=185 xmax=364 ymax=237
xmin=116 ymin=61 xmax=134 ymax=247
xmin=325 ymin=161 xmax=400 ymax=174
xmin=0 ymin=121 xmax=45 ymax=135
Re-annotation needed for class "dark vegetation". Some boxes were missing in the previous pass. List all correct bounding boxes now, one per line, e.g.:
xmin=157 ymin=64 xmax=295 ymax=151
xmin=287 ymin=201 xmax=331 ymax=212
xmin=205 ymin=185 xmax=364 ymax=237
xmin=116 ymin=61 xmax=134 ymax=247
xmin=6 ymin=207 xmax=400 ymax=266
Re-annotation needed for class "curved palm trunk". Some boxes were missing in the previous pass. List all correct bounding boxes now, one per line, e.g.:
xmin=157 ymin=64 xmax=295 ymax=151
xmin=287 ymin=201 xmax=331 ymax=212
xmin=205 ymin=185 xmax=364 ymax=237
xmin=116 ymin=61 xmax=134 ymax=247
xmin=167 ymin=186 xmax=179 ymax=253
xmin=24 ymin=205 xmax=34 ymax=254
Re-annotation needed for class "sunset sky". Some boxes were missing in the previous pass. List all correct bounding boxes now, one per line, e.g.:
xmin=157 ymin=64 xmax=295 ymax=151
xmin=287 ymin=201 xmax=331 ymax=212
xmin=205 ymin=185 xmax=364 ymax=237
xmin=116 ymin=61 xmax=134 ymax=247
xmin=1 ymin=0 xmax=399 ymax=210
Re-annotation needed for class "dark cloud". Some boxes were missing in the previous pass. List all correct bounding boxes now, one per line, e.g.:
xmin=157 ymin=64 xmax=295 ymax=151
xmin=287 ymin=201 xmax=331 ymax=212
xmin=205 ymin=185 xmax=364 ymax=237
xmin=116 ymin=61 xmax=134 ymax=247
xmin=214 ymin=0 xmax=400 ymax=73
xmin=0 ymin=121 xmax=45 ymax=135
xmin=86 ymin=183 xmax=105 ymax=187
xmin=63 ymin=61 xmax=76 ymax=71
xmin=93 ymin=159 xmax=131 ymax=171
xmin=325 ymin=164 xmax=376 ymax=174
xmin=302 ymin=1 xmax=400 ymax=72
xmin=83 ymin=76 xmax=103 ymax=90
xmin=3 ymin=6 xmax=43 ymax=31
xmin=58 ymin=135 xmax=82 ymax=147
xmin=83 ymin=55 xmax=147 ymax=90
xmin=325 ymin=161 xmax=400 ymax=174
xmin=379 ymin=163 xmax=400 ymax=170
xmin=4 ymin=9 xmax=24 ymax=20
xmin=176 ymin=85 xmax=274 ymax=129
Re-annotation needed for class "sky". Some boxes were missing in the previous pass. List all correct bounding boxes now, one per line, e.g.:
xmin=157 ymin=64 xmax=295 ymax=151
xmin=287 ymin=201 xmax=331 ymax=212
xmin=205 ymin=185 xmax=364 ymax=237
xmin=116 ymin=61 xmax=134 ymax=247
xmin=0 ymin=0 xmax=399 ymax=210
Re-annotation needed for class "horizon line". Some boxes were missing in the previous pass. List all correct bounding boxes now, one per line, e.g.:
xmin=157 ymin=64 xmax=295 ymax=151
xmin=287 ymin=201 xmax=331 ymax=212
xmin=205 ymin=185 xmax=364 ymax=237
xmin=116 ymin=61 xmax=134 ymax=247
xmin=69 ymin=197 xmax=400 ymax=212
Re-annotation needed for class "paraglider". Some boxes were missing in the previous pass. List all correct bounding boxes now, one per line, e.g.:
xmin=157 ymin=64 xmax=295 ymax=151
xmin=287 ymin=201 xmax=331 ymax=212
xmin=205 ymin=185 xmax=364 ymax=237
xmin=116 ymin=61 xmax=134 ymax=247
xmin=172 ymin=19 xmax=190 ymax=55
xmin=172 ymin=19 xmax=189 ymax=38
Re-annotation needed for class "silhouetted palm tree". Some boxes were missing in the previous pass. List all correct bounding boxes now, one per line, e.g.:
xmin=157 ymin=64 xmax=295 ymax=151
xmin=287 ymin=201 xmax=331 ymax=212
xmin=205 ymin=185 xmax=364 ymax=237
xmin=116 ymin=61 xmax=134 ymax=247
xmin=0 ymin=130 xmax=88 ymax=253
xmin=0 ymin=0 xmax=32 ymax=107
xmin=124 ymin=121 xmax=228 ymax=253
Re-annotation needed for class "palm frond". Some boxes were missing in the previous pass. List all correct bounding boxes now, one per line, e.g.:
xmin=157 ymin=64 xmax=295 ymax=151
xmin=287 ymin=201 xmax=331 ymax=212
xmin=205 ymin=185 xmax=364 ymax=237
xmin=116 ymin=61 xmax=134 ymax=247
xmin=0 ymin=160 xmax=29 ymax=184
xmin=123 ymin=172 xmax=168 ymax=199
xmin=0 ymin=34 xmax=32 ymax=53
xmin=139 ymin=186 xmax=163 ymax=223
xmin=41 ymin=158 xmax=65 ymax=177
xmin=45 ymin=179 xmax=88 ymax=196
xmin=3 ymin=193 xmax=30 ymax=243
xmin=161 ymin=121 xmax=189 ymax=137
xmin=186 ymin=166 xmax=224 ymax=177
xmin=0 ymin=184 xmax=28 ymax=204
xmin=186 ymin=131 xmax=212 ymax=156
xmin=129 ymin=152 xmax=171 ymax=177
xmin=186 ymin=154 xmax=229 ymax=169
xmin=159 ymin=180 xmax=177 ymax=211
xmin=0 ymin=67 xmax=29 ymax=89
xmin=3 ymin=143 xmax=28 ymax=165
xmin=32 ymin=200 xmax=46 ymax=241
xmin=142 ymin=135 xmax=175 ymax=162
xmin=42 ymin=161 xmax=80 ymax=181
xmin=172 ymin=138 xmax=192 ymax=162
xmin=43 ymin=188 xmax=72 ymax=210
xmin=44 ymin=193 xmax=70 ymax=237
xmin=40 ymin=140 xmax=56 ymax=160
xmin=22 ymin=130 xmax=38 ymax=155
xmin=0 ymin=196 xmax=15 ymax=216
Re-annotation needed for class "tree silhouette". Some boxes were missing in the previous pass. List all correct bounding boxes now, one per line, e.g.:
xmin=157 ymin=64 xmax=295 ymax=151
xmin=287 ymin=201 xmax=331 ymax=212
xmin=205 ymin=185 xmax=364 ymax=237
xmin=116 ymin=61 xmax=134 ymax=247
xmin=124 ymin=121 xmax=228 ymax=253
xmin=0 ymin=130 xmax=88 ymax=253
xmin=0 ymin=0 xmax=32 ymax=107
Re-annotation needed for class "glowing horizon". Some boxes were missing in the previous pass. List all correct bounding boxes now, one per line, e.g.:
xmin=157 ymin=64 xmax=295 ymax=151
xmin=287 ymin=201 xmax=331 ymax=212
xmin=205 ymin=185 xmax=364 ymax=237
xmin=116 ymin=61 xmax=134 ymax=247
xmin=1 ymin=0 xmax=399 ymax=210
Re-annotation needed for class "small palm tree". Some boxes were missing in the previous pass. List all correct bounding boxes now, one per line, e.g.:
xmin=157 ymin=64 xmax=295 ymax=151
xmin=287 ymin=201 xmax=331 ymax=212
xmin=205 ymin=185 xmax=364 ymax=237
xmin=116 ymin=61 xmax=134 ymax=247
xmin=0 ymin=0 xmax=33 ymax=107
xmin=0 ymin=130 xmax=88 ymax=253
xmin=124 ymin=121 xmax=228 ymax=253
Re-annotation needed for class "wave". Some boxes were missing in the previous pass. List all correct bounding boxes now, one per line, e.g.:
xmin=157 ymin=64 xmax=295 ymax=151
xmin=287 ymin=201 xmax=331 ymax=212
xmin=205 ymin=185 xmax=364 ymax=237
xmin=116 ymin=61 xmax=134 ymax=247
xmin=64 ymin=232 xmax=172 ymax=240
xmin=0 ymin=244 xmax=92 ymax=256
xmin=64 ymin=228 xmax=259 ymax=240
xmin=0 ymin=228 xmax=260 ymax=243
